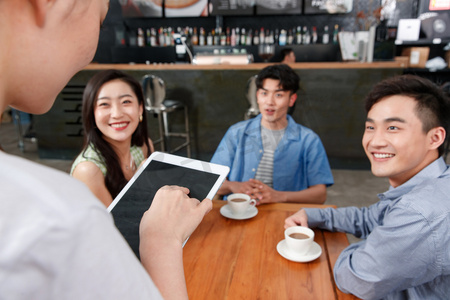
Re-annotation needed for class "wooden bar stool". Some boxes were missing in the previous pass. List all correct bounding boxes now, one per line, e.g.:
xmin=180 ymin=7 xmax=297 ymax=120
xmin=245 ymin=75 xmax=259 ymax=120
xmin=142 ymin=74 xmax=191 ymax=157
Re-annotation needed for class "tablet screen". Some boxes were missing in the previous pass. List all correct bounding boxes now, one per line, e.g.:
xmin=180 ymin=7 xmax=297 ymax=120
xmin=108 ymin=152 xmax=228 ymax=259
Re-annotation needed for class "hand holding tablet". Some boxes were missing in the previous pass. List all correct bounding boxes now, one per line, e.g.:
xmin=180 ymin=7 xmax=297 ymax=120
xmin=140 ymin=185 xmax=212 ymax=246
xmin=108 ymin=151 xmax=229 ymax=258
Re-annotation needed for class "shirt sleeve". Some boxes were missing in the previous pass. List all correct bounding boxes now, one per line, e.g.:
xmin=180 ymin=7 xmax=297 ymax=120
xmin=304 ymin=135 xmax=334 ymax=187
xmin=309 ymin=204 xmax=439 ymax=300
xmin=211 ymin=127 xmax=237 ymax=168
xmin=305 ymin=203 xmax=383 ymax=238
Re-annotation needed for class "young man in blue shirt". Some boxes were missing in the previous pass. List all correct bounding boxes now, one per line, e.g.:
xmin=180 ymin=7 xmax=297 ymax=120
xmin=211 ymin=64 xmax=333 ymax=204
xmin=285 ymin=75 xmax=450 ymax=299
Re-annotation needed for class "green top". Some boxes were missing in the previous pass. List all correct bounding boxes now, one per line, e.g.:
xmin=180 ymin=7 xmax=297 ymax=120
xmin=70 ymin=144 xmax=145 ymax=176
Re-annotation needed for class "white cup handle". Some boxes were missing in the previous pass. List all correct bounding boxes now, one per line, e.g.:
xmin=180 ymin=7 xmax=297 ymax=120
xmin=249 ymin=199 xmax=257 ymax=206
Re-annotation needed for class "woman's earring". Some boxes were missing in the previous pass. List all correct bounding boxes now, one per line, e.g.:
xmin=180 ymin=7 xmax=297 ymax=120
xmin=139 ymin=115 xmax=143 ymax=122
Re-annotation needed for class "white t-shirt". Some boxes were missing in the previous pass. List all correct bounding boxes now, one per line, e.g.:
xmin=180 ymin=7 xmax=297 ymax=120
xmin=0 ymin=151 xmax=163 ymax=299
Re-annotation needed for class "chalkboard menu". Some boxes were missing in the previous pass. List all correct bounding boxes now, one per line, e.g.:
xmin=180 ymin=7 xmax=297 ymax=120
xmin=209 ymin=0 xmax=254 ymax=16
xmin=119 ymin=0 xmax=163 ymax=17
xmin=304 ymin=0 xmax=352 ymax=14
xmin=165 ymin=0 xmax=209 ymax=17
xmin=120 ymin=0 xmax=209 ymax=18
xmin=256 ymin=0 xmax=302 ymax=15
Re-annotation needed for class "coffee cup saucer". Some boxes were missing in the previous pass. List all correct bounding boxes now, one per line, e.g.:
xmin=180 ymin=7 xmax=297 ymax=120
xmin=276 ymin=239 xmax=322 ymax=263
xmin=220 ymin=204 xmax=258 ymax=220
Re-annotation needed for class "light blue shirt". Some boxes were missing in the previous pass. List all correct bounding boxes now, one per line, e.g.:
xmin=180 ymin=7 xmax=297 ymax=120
xmin=306 ymin=157 xmax=450 ymax=300
xmin=211 ymin=114 xmax=334 ymax=193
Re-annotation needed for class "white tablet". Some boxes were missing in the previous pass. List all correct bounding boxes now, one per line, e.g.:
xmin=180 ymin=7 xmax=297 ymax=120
xmin=108 ymin=151 xmax=229 ymax=259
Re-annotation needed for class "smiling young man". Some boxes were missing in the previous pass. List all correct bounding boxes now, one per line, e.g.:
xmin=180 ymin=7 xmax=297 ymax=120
xmin=285 ymin=75 xmax=450 ymax=299
xmin=211 ymin=64 xmax=333 ymax=204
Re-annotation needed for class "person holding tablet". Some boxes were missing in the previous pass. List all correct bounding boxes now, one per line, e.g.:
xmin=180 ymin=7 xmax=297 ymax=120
xmin=0 ymin=1 xmax=211 ymax=299
xmin=71 ymin=69 xmax=154 ymax=207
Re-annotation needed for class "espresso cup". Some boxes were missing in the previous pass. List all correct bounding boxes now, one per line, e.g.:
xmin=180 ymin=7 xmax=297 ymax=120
xmin=227 ymin=193 xmax=256 ymax=216
xmin=284 ymin=226 xmax=314 ymax=256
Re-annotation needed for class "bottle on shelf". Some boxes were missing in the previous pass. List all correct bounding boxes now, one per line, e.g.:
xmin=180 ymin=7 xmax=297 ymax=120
xmin=246 ymin=29 xmax=252 ymax=46
xmin=213 ymin=28 xmax=220 ymax=45
xmin=220 ymin=27 xmax=227 ymax=46
xmin=333 ymin=24 xmax=339 ymax=44
xmin=137 ymin=28 xmax=145 ymax=47
xmin=265 ymin=29 xmax=270 ymax=44
xmin=235 ymin=27 xmax=240 ymax=46
xmin=191 ymin=27 xmax=199 ymax=46
xmin=240 ymin=28 xmax=246 ymax=45
xmin=296 ymin=26 xmax=302 ymax=45
xmin=322 ymin=25 xmax=329 ymax=44
xmin=259 ymin=28 xmax=265 ymax=44
xmin=146 ymin=29 xmax=151 ymax=46
xmin=199 ymin=27 xmax=205 ymax=46
xmin=279 ymin=29 xmax=287 ymax=46
xmin=287 ymin=29 xmax=294 ymax=45
xmin=158 ymin=27 xmax=165 ymax=46
xmin=274 ymin=29 xmax=279 ymax=45
xmin=253 ymin=30 xmax=260 ymax=45
xmin=312 ymin=26 xmax=318 ymax=44
xmin=166 ymin=28 xmax=173 ymax=46
xmin=206 ymin=30 xmax=213 ymax=46
xmin=302 ymin=26 xmax=310 ymax=45
xmin=225 ymin=27 xmax=231 ymax=46
xmin=230 ymin=28 xmax=236 ymax=46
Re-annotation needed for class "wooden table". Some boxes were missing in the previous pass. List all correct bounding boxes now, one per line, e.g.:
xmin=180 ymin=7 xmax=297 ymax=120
xmin=183 ymin=200 xmax=359 ymax=299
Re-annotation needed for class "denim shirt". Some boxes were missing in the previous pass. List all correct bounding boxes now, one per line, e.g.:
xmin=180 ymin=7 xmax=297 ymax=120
xmin=211 ymin=114 xmax=334 ymax=192
xmin=306 ymin=157 xmax=450 ymax=300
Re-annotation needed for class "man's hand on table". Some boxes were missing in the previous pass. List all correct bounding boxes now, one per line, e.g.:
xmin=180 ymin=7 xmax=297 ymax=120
xmin=284 ymin=209 xmax=309 ymax=228
xmin=247 ymin=179 xmax=282 ymax=205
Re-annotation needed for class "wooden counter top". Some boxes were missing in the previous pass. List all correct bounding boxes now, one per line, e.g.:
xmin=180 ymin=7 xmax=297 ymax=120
xmin=85 ymin=61 xmax=406 ymax=71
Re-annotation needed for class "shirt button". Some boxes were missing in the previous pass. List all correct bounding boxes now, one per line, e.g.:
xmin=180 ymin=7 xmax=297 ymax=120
xmin=259 ymin=149 xmax=263 ymax=153
xmin=252 ymin=168 xmax=256 ymax=172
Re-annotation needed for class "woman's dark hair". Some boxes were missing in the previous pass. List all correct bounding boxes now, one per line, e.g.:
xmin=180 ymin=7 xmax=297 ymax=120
xmin=365 ymin=74 xmax=450 ymax=157
xmin=255 ymin=64 xmax=300 ymax=114
xmin=80 ymin=69 xmax=151 ymax=198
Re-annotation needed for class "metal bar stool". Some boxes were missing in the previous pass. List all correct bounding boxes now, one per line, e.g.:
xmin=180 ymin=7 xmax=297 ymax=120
xmin=245 ymin=75 xmax=260 ymax=120
xmin=142 ymin=74 xmax=191 ymax=157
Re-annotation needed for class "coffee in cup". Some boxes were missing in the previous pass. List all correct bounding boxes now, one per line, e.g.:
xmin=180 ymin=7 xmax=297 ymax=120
xmin=284 ymin=226 xmax=314 ymax=255
xmin=227 ymin=193 xmax=256 ymax=216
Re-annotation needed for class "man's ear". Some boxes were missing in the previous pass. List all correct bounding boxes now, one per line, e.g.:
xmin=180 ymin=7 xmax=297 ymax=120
xmin=428 ymin=126 xmax=446 ymax=150
xmin=289 ymin=93 xmax=297 ymax=107
xmin=29 ymin=0 xmax=54 ymax=27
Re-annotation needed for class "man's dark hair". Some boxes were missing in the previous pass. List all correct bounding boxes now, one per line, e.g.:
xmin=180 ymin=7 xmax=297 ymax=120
xmin=365 ymin=74 xmax=450 ymax=156
xmin=256 ymin=63 xmax=300 ymax=94
xmin=255 ymin=64 xmax=300 ymax=115
xmin=280 ymin=48 xmax=294 ymax=60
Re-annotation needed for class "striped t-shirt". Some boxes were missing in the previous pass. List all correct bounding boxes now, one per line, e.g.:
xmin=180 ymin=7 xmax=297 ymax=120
xmin=254 ymin=126 xmax=286 ymax=187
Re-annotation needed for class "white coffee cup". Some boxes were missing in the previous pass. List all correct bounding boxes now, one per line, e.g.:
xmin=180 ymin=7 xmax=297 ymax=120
xmin=227 ymin=193 xmax=256 ymax=216
xmin=284 ymin=226 xmax=314 ymax=256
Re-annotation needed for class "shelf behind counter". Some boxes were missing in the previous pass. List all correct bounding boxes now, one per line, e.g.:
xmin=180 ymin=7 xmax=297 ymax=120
xmin=35 ymin=61 xmax=405 ymax=168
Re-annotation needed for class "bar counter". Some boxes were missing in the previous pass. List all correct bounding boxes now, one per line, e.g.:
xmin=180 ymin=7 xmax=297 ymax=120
xmin=84 ymin=61 xmax=406 ymax=70
xmin=36 ymin=61 xmax=405 ymax=165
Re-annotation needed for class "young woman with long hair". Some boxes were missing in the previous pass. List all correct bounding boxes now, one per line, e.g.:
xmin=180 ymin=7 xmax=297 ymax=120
xmin=71 ymin=69 xmax=153 ymax=206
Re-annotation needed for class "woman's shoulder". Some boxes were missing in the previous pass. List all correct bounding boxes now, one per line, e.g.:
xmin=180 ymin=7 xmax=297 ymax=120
xmin=71 ymin=144 xmax=106 ymax=176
